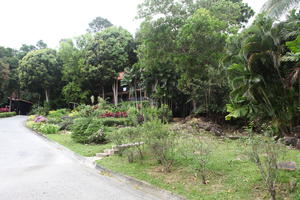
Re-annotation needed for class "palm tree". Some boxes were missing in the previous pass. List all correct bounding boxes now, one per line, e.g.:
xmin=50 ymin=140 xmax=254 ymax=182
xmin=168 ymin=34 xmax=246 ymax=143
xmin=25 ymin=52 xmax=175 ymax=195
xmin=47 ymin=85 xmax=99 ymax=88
xmin=261 ymin=0 xmax=300 ymax=18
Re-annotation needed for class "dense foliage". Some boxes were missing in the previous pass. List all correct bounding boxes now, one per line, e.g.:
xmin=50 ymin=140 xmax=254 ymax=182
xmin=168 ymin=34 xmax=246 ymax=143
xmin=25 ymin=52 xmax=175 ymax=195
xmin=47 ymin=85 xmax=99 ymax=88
xmin=1 ymin=1 xmax=299 ymax=137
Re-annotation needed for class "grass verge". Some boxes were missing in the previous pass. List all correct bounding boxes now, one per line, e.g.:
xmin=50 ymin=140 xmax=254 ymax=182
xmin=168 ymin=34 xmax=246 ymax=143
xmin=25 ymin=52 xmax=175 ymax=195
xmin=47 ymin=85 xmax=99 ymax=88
xmin=46 ymin=134 xmax=112 ymax=157
xmin=97 ymin=133 xmax=300 ymax=200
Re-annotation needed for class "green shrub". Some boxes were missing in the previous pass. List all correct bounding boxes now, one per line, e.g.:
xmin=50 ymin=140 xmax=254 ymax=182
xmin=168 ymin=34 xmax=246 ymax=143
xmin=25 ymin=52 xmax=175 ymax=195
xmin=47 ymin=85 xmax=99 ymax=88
xmin=48 ymin=109 xmax=70 ymax=118
xmin=58 ymin=117 xmax=74 ymax=131
xmin=157 ymin=104 xmax=172 ymax=123
xmin=108 ymin=126 xmax=144 ymax=162
xmin=143 ymin=120 xmax=176 ymax=172
xmin=71 ymin=117 xmax=105 ymax=144
xmin=140 ymin=104 xmax=172 ymax=123
xmin=39 ymin=124 xmax=60 ymax=134
xmin=0 ymin=112 xmax=16 ymax=118
xmin=30 ymin=105 xmax=49 ymax=116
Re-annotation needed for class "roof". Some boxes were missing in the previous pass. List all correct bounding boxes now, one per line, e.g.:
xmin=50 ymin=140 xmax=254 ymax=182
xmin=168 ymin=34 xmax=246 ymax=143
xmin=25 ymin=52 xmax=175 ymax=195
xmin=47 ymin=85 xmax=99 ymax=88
xmin=117 ymin=72 xmax=125 ymax=80
xmin=8 ymin=97 xmax=33 ymax=104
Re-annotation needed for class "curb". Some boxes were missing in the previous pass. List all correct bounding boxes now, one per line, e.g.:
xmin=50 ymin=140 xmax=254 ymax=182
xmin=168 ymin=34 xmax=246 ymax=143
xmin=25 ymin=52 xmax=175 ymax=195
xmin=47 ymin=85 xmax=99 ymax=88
xmin=25 ymin=122 xmax=186 ymax=200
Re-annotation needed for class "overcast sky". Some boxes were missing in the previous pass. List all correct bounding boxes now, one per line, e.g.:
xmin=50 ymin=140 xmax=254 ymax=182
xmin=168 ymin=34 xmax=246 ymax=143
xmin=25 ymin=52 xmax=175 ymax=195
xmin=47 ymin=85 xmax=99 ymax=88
xmin=0 ymin=0 xmax=265 ymax=49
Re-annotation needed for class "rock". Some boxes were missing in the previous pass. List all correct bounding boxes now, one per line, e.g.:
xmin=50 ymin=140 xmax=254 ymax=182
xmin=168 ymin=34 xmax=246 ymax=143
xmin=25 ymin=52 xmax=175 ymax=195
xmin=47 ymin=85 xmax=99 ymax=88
xmin=204 ymin=126 xmax=211 ymax=131
xmin=211 ymin=127 xmax=224 ymax=137
xmin=96 ymin=152 xmax=110 ymax=158
xmin=227 ymin=136 xmax=241 ymax=140
xmin=284 ymin=136 xmax=297 ymax=146
xmin=277 ymin=161 xmax=297 ymax=171
xmin=296 ymin=139 xmax=300 ymax=150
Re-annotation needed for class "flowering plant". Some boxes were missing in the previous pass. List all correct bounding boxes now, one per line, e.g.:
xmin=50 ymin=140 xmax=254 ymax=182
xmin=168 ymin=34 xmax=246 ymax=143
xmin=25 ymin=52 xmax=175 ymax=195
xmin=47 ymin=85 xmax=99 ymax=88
xmin=34 ymin=116 xmax=48 ymax=123
xmin=0 ymin=108 xmax=9 ymax=113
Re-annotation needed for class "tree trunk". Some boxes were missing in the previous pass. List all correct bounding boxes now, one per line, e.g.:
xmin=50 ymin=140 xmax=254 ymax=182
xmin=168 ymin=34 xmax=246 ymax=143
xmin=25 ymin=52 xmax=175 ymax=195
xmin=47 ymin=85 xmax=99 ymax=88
xmin=192 ymin=100 xmax=197 ymax=113
xmin=9 ymin=97 xmax=12 ymax=112
xmin=112 ymin=80 xmax=118 ymax=106
xmin=102 ymin=86 xmax=105 ymax=99
xmin=45 ymin=89 xmax=50 ymax=103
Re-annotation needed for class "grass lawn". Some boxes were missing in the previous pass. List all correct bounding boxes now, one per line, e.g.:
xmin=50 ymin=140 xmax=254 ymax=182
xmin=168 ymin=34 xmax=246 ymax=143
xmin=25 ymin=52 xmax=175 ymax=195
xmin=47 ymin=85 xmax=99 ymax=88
xmin=97 ymin=131 xmax=300 ymax=200
xmin=46 ymin=133 xmax=112 ymax=157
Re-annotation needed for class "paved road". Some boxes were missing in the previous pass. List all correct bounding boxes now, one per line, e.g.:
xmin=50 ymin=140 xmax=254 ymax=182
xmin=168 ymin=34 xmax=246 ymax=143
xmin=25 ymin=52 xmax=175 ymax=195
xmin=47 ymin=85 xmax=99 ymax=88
xmin=0 ymin=116 xmax=170 ymax=200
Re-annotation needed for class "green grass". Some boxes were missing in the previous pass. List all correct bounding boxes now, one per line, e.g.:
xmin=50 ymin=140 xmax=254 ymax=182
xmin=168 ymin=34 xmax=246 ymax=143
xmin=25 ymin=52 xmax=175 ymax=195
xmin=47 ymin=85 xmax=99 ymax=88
xmin=97 ymin=132 xmax=300 ymax=200
xmin=46 ymin=134 xmax=112 ymax=157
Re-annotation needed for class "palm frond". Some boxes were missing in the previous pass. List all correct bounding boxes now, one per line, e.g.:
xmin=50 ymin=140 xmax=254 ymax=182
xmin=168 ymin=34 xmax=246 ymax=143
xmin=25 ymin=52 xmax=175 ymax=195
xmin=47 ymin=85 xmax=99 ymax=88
xmin=261 ymin=0 xmax=300 ymax=18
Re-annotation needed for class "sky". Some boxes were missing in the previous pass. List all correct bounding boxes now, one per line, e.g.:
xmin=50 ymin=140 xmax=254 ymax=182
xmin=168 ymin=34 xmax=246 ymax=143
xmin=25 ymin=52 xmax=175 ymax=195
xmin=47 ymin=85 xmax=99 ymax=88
xmin=0 ymin=0 xmax=265 ymax=49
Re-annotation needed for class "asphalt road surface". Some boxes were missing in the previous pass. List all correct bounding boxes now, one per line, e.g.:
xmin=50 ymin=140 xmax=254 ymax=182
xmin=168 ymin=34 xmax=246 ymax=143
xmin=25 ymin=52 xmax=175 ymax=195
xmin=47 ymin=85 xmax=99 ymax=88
xmin=0 ymin=116 xmax=174 ymax=200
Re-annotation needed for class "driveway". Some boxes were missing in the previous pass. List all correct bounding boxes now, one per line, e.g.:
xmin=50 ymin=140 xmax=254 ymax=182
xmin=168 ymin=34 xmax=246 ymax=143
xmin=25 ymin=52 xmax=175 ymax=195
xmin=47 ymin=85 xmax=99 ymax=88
xmin=0 ymin=116 xmax=172 ymax=200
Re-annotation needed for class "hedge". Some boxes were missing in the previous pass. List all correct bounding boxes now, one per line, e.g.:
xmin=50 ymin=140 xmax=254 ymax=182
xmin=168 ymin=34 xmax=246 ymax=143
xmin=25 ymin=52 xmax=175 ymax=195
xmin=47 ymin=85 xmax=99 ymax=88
xmin=0 ymin=112 xmax=16 ymax=118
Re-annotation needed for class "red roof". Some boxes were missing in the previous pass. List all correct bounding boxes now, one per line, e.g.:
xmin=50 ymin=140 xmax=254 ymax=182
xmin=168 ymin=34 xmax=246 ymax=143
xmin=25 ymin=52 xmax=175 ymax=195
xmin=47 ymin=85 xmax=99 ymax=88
xmin=117 ymin=72 xmax=124 ymax=80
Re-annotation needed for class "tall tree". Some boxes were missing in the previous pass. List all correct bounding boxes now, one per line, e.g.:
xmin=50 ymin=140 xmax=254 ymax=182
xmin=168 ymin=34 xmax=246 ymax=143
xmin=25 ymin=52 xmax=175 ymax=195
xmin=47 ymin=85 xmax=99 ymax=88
xmin=36 ymin=40 xmax=48 ymax=49
xmin=87 ymin=16 xmax=113 ymax=33
xmin=176 ymin=8 xmax=227 ymax=114
xmin=18 ymin=48 xmax=61 ymax=103
xmin=84 ymin=26 xmax=136 ymax=105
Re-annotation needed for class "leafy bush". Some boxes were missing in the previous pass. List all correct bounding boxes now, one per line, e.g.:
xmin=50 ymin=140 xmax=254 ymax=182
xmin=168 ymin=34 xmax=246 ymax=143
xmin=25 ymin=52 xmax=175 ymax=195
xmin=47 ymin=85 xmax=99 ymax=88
xmin=58 ymin=117 xmax=74 ymax=131
xmin=143 ymin=120 xmax=176 ymax=172
xmin=48 ymin=109 xmax=70 ymax=118
xmin=0 ymin=112 xmax=16 ymax=118
xmin=140 ymin=104 xmax=172 ymax=123
xmin=39 ymin=124 xmax=60 ymax=134
xmin=0 ymin=108 xmax=9 ymax=112
xmin=109 ymin=126 xmax=144 ymax=162
xmin=30 ymin=105 xmax=50 ymax=116
xmin=71 ymin=117 xmax=106 ymax=144
xmin=157 ymin=104 xmax=172 ymax=123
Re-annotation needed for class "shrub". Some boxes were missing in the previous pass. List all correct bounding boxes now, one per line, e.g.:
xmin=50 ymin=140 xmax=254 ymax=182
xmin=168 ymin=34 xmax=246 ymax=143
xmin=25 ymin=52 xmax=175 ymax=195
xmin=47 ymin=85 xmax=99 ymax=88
xmin=48 ymin=109 xmax=70 ymax=118
xmin=109 ymin=126 xmax=144 ymax=162
xmin=30 ymin=104 xmax=50 ymax=116
xmin=71 ymin=117 xmax=105 ymax=144
xmin=39 ymin=124 xmax=60 ymax=134
xmin=248 ymin=137 xmax=286 ymax=200
xmin=58 ymin=117 xmax=74 ymax=131
xmin=157 ymin=104 xmax=172 ymax=123
xmin=140 ymin=104 xmax=172 ymax=124
xmin=0 ymin=107 xmax=9 ymax=112
xmin=143 ymin=120 xmax=176 ymax=172
xmin=177 ymin=137 xmax=212 ymax=184
xmin=0 ymin=112 xmax=16 ymax=118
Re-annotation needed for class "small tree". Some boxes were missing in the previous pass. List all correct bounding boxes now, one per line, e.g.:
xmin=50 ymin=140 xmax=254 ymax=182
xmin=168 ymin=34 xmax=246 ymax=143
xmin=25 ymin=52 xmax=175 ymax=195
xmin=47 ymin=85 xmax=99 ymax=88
xmin=248 ymin=137 xmax=285 ymax=200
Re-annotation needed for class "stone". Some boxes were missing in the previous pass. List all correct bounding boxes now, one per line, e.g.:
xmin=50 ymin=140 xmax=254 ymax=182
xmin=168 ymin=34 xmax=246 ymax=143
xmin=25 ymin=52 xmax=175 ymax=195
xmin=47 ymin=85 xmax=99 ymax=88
xmin=277 ymin=161 xmax=297 ymax=171
xmin=284 ymin=136 xmax=297 ymax=146
xmin=96 ymin=152 xmax=110 ymax=158
xmin=227 ymin=136 xmax=241 ymax=140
